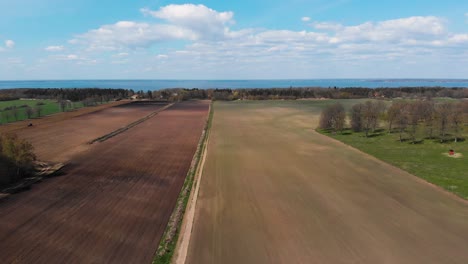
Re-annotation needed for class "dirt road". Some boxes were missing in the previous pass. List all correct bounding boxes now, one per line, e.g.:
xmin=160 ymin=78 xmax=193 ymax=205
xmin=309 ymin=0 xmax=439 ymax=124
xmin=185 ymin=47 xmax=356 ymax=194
xmin=0 ymin=101 xmax=210 ymax=264
xmin=186 ymin=101 xmax=468 ymax=264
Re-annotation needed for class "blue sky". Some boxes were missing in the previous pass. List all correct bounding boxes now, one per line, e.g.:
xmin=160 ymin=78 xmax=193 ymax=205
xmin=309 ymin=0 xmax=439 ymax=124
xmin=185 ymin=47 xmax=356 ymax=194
xmin=1 ymin=0 xmax=468 ymax=80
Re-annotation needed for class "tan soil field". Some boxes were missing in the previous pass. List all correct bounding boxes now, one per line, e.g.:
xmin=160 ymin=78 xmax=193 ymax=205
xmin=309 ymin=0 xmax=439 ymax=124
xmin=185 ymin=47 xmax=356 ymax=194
xmin=187 ymin=101 xmax=468 ymax=264
xmin=2 ymin=101 xmax=167 ymax=163
xmin=0 ymin=100 xmax=210 ymax=263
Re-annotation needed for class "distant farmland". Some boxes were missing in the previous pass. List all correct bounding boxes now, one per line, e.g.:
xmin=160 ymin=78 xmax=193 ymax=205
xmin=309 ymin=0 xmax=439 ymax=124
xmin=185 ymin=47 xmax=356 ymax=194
xmin=14 ymin=101 xmax=168 ymax=162
xmin=186 ymin=101 xmax=468 ymax=264
xmin=0 ymin=101 xmax=210 ymax=263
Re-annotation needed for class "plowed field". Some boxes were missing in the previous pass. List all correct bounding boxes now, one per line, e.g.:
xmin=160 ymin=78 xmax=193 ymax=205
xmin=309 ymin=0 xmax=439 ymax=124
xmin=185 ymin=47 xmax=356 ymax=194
xmin=16 ymin=101 xmax=167 ymax=162
xmin=0 ymin=100 xmax=210 ymax=264
xmin=187 ymin=101 xmax=468 ymax=264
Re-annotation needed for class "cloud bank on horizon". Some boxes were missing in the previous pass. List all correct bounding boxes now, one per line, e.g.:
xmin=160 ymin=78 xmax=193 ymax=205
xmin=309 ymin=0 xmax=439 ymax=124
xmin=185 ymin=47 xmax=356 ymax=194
xmin=0 ymin=1 xmax=468 ymax=79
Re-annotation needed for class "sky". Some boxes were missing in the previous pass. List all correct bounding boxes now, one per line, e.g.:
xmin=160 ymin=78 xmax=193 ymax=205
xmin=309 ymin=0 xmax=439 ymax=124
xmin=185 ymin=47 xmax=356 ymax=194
xmin=0 ymin=0 xmax=468 ymax=80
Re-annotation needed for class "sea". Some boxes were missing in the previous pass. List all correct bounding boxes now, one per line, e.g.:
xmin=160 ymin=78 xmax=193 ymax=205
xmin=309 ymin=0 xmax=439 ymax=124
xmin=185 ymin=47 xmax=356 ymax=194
xmin=0 ymin=79 xmax=468 ymax=90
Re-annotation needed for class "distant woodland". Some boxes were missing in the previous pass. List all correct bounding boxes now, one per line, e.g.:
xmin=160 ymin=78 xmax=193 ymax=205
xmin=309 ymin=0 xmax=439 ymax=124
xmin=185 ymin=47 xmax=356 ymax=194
xmin=152 ymin=87 xmax=468 ymax=101
xmin=0 ymin=87 xmax=467 ymax=102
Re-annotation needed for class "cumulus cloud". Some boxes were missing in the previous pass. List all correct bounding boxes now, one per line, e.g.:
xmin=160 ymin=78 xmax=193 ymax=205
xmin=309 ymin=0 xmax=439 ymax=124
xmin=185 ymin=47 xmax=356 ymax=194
xmin=66 ymin=54 xmax=79 ymax=60
xmin=312 ymin=16 xmax=446 ymax=43
xmin=45 ymin=45 xmax=65 ymax=51
xmin=5 ymin=40 xmax=15 ymax=48
xmin=71 ymin=4 xmax=238 ymax=51
xmin=71 ymin=21 xmax=197 ymax=50
xmin=64 ymin=5 xmax=468 ymax=78
xmin=141 ymin=4 xmax=234 ymax=39
xmin=156 ymin=54 xmax=168 ymax=59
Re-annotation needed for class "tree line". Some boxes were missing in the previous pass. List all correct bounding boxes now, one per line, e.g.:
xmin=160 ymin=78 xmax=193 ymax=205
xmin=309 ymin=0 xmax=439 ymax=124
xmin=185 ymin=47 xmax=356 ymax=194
xmin=1 ymin=87 xmax=466 ymax=102
xmin=320 ymin=100 xmax=468 ymax=143
xmin=152 ymin=87 xmax=467 ymax=101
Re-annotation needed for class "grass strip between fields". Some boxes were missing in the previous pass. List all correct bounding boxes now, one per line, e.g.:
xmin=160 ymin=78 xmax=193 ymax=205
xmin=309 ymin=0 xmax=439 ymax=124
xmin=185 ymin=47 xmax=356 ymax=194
xmin=152 ymin=101 xmax=213 ymax=264
xmin=88 ymin=103 xmax=174 ymax=144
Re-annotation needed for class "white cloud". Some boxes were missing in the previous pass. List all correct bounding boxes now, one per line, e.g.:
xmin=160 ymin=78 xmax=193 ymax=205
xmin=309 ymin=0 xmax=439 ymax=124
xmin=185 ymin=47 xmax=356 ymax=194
xmin=45 ymin=45 xmax=64 ymax=51
xmin=314 ymin=16 xmax=446 ymax=44
xmin=141 ymin=4 xmax=234 ymax=39
xmin=5 ymin=40 xmax=15 ymax=48
xmin=71 ymin=21 xmax=197 ymax=50
xmin=66 ymin=54 xmax=79 ymax=60
xmin=112 ymin=52 xmax=129 ymax=58
xmin=156 ymin=54 xmax=168 ymax=59
xmin=56 ymin=5 xmax=468 ymax=78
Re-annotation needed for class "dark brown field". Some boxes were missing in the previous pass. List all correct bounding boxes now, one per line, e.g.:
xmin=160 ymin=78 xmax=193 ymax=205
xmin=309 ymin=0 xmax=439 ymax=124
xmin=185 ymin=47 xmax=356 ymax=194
xmin=14 ymin=101 xmax=169 ymax=163
xmin=0 ymin=100 xmax=210 ymax=263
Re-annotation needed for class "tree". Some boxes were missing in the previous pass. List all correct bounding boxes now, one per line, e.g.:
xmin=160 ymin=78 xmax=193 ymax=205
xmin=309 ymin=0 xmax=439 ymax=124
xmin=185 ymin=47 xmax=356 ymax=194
xmin=59 ymin=100 xmax=68 ymax=112
xmin=420 ymin=100 xmax=436 ymax=139
xmin=11 ymin=106 xmax=19 ymax=121
xmin=407 ymin=102 xmax=423 ymax=144
xmin=435 ymin=102 xmax=453 ymax=142
xmin=319 ymin=103 xmax=346 ymax=133
xmin=386 ymin=102 xmax=402 ymax=133
xmin=451 ymin=102 xmax=464 ymax=142
xmin=394 ymin=102 xmax=409 ymax=142
xmin=35 ymin=103 xmax=43 ymax=117
xmin=0 ymin=133 xmax=36 ymax=178
xmin=25 ymin=106 xmax=34 ymax=119
xmin=361 ymin=101 xmax=379 ymax=137
xmin=350 ymin=103 xmax=363 ymax=132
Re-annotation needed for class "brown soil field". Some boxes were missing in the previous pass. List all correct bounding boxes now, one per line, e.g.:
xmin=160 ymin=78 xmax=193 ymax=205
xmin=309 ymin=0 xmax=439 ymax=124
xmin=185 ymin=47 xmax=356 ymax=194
xmin=0 ymin=100 xmax=129 ymax=134
xmin=186 ymin=101 xmax=468 ymax=264
xmin=0 ymin=100 xmax=210 ymax=264
xmin=6 ymin=101 xmax=168 ymax=163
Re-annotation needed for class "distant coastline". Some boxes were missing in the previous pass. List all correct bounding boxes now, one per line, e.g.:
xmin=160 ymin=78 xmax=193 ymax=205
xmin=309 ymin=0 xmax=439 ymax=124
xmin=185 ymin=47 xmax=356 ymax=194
xmin=1 ymin=79 xmax=468 ymax=90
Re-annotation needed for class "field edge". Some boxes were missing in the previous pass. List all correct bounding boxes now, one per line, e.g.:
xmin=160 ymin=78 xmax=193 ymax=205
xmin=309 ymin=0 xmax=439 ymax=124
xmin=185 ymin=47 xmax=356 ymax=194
xmin=316 ymin=128 xmax=468 ymax=202
xmin=152 ymin=101 xmax=213 ymax=264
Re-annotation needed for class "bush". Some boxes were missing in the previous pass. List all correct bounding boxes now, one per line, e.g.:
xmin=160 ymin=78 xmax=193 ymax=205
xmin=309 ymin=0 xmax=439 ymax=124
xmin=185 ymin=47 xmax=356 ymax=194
xmin=0 ymin=133 xmax=36 ymax=187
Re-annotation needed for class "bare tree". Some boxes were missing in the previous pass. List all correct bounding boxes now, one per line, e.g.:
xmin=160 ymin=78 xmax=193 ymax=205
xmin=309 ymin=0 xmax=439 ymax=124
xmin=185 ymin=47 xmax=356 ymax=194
xmin=59 ymin=100 xmax=67 ymax=112
xmin=361 ymin=101 xmax=379 ymax=137
xmin=420 ymin=100 xmax=436 ymax=139
xmin=394 ymin=102 xmax=409 ymax=142
xmin=406 ymin=101 xmax=424 ymax=144
xmin=35 ymin=105 xmax=42 ymax=117
xmin=451 ymin=102 xmax=464 ymax=142
xmin=25 ymin=106 xmax=34 ymax=119
xmin=436 ymin=102 xmax=453 ymax=142
xmin=386 ymin=102 xmax=402 ymax=133
xmin=319 ymin=103 xmax=346 ymax=133
xmin=350 ymin=103 xmax=363 ymax=132
xmin=11 ymin=106 xmax=19 ymax=121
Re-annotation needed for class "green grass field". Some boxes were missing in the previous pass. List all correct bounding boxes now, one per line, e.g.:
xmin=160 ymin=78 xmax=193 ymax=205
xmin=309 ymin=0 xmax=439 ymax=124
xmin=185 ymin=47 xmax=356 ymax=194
xmin=0 ymin=99 xmax=84 ymax=124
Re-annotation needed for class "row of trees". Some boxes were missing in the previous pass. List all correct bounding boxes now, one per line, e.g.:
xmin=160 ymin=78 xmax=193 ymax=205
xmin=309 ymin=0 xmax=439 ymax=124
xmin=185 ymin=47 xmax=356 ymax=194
xmin=162 ymin=87 xmax=467 ymax=101
xmin=0 ymin=133 xmax=36 ymax=187
xmin=320 ymin=100 xmax=468 ymax=143
xmin=2 ymin=87 xmax=466 ymax=103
